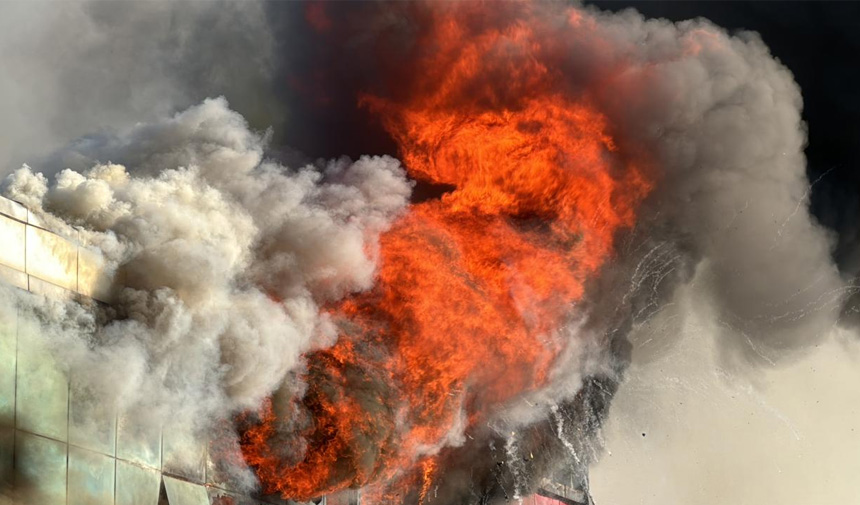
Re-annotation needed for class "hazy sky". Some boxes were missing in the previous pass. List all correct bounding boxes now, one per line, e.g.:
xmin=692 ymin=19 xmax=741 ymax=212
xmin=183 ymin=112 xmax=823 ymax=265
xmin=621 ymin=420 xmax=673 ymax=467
xmin=591 ymin=278 xmax=860 ymax=505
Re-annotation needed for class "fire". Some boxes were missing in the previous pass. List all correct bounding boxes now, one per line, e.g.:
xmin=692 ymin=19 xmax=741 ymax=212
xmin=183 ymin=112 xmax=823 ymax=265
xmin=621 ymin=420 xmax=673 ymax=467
xmin=241 ymin=3 xmax=651 ymax=502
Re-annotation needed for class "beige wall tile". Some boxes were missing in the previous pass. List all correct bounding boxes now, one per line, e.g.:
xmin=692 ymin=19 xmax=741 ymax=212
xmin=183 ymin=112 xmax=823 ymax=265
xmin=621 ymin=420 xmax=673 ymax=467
xmin=0 ymin=196 xmax=27 ymax=222
xmin=68 ymin=446 xmax=115 ymax=505
xmin=15 ymin=432 xmax=68 ymax=505
xmin=0 ymin=214 xmax=25 ymax=272
xmin=15 ymin=317 xmax=69 ymax=441
xmin=26 ymin=226 xmax=78 ymax=291
xmin=116 ymin=460 xmax=161 ymax=505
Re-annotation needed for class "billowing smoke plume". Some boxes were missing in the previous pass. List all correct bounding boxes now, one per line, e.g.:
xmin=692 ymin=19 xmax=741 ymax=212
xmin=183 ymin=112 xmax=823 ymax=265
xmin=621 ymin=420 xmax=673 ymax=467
xmin=0 ymin=1 xmax=852 ymax=504
xmin=0 ymin=0 xmax=278 ymax=176
xmin=2 ymin=96 xmax=411 ymax=488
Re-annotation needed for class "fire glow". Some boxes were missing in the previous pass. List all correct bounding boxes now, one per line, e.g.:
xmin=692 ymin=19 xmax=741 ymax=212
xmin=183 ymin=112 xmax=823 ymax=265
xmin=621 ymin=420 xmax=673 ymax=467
xmin=242 ymin=3 xmax=651 ymax=502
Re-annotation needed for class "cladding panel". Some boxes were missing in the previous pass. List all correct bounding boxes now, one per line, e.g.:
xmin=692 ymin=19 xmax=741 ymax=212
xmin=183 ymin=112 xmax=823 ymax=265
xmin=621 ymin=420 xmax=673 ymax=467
xmin=162 ymin=427 xmax=207 ymax=483
xmin=69 ymin=383 xmax=117 ymax=456
xmin=115 ymin=460 xmax=161 ymax=505
xmin=117 ymin=414 xmax=161 ymax=470
xmin=0 ymin=307 xmax=15 ymax=428
xmin=0 ymin=427 xmax=12 ymax=488
xmin=27 ymin=275 xmax=76 ymax=299
xmin=15 ymin=317 xmax=69 ymax=441
xmin=0 ymin=263 xmax=28 ymax=290
xmin=0 ymin=196 xmax=28 ymax=222
xmin=0 ymin=215 xmax=25 ymax=272
xmin=15 ymin=432 xmax=68 ymax=505
xmin=26 ymin=226 xmax=78 ymax=291
xmin=163 ymin=475 xmax=210 ymax=505
xmin=68 ymin=446 xmax=115 ymax=505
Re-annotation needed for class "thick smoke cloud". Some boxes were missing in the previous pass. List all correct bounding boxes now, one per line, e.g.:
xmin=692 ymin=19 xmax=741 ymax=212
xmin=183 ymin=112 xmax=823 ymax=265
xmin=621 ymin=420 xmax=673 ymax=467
xmin=2 ymin=97 xmax=411 ymax=489
xmin=574 ymin=8 xmax=848 ymax=363
xmin=0 ymin=0 xmax=278 ymax=176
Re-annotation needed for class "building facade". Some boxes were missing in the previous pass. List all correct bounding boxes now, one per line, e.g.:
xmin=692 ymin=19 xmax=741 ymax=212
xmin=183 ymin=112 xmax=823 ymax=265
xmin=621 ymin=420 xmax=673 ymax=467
xmin=0 ymin=195 xmax=293 ymax=505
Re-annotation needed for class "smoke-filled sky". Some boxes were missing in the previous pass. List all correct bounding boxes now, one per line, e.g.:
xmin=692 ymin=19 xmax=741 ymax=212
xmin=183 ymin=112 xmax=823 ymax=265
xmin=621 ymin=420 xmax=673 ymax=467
xmin=1 ymin=2 xmax=860 ymax=505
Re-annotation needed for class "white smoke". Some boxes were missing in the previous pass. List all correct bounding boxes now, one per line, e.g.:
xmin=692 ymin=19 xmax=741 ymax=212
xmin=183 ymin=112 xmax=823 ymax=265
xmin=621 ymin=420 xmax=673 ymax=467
xmin=0 ymin=0 xmax=277 ymax=176
xmin=2 ymin=97 xmax=412 ymax=475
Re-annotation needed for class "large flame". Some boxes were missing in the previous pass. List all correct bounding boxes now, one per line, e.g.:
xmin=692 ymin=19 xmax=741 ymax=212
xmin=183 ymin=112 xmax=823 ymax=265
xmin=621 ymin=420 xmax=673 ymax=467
xmin=242 ymin=3 xmax=651 ymax=502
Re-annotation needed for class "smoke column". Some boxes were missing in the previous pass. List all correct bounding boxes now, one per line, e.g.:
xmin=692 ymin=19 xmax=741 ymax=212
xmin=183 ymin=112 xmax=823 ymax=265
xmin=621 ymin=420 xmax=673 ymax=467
xmin=0 ymin=1 xmax=852 ymax=504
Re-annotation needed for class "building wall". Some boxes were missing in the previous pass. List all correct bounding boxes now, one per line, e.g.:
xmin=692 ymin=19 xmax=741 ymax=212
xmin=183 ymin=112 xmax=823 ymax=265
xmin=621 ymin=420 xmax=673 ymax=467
xmin=0 ymin=195 xmax=288 ymax=505
xmin=0 ymin=196 xmax=113 ymax=304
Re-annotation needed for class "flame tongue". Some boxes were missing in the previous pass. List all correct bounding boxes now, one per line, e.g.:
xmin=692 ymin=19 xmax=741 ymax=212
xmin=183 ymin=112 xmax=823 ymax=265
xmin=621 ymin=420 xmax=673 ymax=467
xmin=242 ymin=3 xmax=651 ymax=501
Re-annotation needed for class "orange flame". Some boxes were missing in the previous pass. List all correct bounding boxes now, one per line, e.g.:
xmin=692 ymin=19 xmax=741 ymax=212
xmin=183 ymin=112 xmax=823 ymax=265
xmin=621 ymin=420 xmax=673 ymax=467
xmin=242 ymin=3 xmax=651 ymax=502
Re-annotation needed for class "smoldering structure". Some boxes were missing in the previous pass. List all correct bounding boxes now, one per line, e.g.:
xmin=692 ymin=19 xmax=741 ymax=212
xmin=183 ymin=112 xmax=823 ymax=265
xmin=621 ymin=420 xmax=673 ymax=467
xmin=0 ymin=2 xmax=851 ymax=505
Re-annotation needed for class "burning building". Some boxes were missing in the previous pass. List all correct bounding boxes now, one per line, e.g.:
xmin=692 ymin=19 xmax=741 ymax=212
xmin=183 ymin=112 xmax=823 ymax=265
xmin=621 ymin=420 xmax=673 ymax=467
xmin=0 ymin=193 xmax=252 ymax=504
xmin=0 ymin=194 xmax=577 ymax=505
xmin=0 ymin=1 xmax=853 ymax=505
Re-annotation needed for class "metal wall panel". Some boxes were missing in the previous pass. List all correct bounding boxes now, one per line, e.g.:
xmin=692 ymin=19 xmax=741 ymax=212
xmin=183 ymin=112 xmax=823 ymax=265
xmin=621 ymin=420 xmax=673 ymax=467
xmin=0 ymin=427 xmax=12 ymax=487
xmin=117 ymin=415 xmax=161 ymax=469
xmin=0 ymin=307 xmax=15 ymax=428
xmin=0 ymin=214 xmax=25 ymax=272
xmin=0 ymin=196 xmax=28 ymax=222
xmin=163 ymin=475 xmax=210 ymax=505
xmin=115 ymin=460 xmax=160 ymax=505
xmin=14 ymin=432 xmax=68 ymax=505
xmin=68 ymin=446 xmax=115 ymax=505
xmin=162 ymin=428 xmax=207 ymax=483
xmin=27 ymin=212 xmax=79 ymax=243
xmin=26 ymin=209 xmax=45 ymax=228
xmin=0 ymin=263 xmax=28 ymax=290
xmin=15 ymin=317 xmax=69 ymax=441
xmin=27 ymin=275 xmax=76 ymax=300
xmin=69 ymin=384 xmax=117 ymax=456
xmin=25 ymin=225 xmax=78 ymax=291
xmin=78 ymin=247 xmax=114 ymax=303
